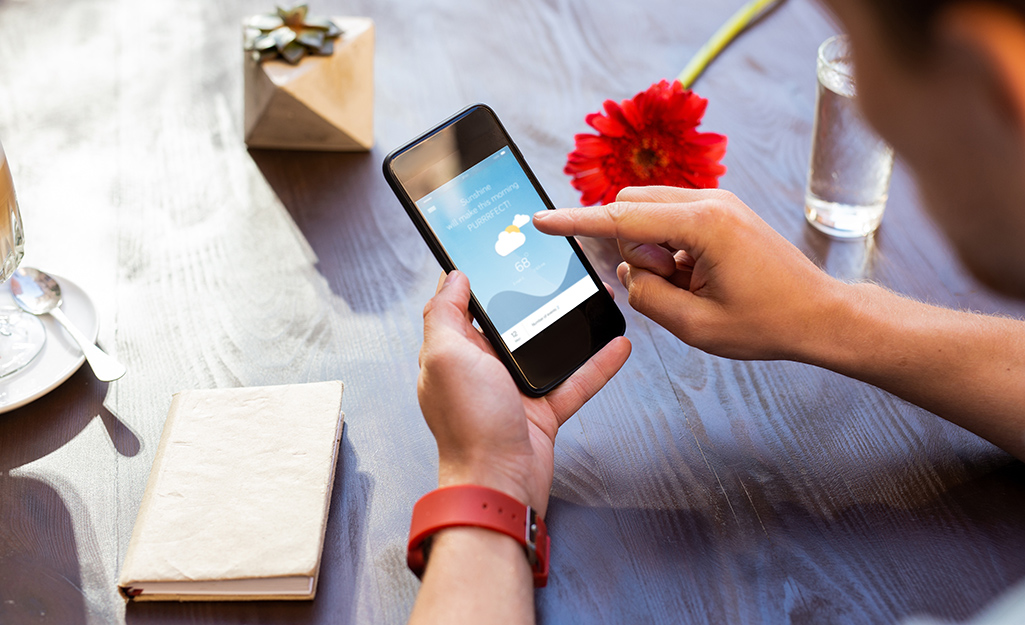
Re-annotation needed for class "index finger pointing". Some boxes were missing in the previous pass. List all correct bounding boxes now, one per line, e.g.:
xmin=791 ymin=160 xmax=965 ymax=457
xmin=532 ymin=201 xmax=707 ymax=251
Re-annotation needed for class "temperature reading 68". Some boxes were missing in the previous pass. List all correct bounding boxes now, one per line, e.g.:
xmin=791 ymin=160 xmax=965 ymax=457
xmin=514 ymin=255 xmax=531 ymax=272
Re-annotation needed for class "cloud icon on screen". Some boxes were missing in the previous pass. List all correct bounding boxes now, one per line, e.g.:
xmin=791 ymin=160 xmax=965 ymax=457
xmin=495 ymin=215 xmax=532 ymax=256
xmin=495 ymin=228 xmax=526 ymax=256
xmin=495 ymin=227 xmax=526 ymax=256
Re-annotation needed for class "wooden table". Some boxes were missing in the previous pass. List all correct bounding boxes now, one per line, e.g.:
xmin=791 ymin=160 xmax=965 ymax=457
xmin=2 ymin=0 xmax=1024 ymax=623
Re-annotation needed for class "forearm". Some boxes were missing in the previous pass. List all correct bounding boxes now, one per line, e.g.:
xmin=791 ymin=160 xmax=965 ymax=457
xmin=408 ymin=527 xmax=535 ymax=625
xmin=801 ymin=282 xmax=1025 ymax=459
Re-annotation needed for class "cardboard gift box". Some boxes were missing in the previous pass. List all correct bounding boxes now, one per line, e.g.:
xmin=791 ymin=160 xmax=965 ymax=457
xmin=244 ymin=16 xmax=374 ymax=151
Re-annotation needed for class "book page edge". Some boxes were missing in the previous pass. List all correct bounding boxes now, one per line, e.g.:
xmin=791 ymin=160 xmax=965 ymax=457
xmin=118 ymin=391 xmax=187 ymax=587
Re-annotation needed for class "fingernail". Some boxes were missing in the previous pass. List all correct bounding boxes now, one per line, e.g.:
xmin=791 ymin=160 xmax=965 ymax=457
xmin=443 ymin=271 xmax=459 ymax=287
xmin=532 ymin=211 xmax=549 ymax=221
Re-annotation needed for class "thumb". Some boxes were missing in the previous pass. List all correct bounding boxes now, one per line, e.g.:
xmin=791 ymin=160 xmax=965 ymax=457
xmin=423 ymin=271 xmax=472 ymax=342
xmin=619 ymin=264 xmax=710 ymax=340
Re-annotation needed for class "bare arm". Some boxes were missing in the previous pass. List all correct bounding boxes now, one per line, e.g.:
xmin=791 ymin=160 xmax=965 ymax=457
xmin=804 ymin=281 xmax=1025 ymax=458
xmin=409 ymin=527 xmax=534 ymax=625
xmin=533 ymin=186 xmax=1025 ymax=460
xmin=408 ymin=271 xmax=630 ymax=624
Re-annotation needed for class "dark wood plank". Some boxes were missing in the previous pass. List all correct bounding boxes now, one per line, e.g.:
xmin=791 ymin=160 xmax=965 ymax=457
xmin=1 ymin=0 xmax=1023 ymax=623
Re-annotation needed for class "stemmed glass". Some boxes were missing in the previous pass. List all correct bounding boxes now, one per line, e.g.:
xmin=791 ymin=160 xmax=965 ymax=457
xmin=0 ymin=138 xmax=45 ymax=378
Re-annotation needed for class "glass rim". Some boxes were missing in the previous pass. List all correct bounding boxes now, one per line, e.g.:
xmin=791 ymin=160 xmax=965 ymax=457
xmin=818 ymin=33 xmax=854 ymax=79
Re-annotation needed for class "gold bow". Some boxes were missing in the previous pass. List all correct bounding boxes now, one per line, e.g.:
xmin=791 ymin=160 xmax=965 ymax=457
xmin=244 ymin=4 xmax=343 ymax=64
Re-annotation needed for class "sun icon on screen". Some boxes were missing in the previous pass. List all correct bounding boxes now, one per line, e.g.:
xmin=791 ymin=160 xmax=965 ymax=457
xmin=495 ymin=214 xmax=530 ymax=256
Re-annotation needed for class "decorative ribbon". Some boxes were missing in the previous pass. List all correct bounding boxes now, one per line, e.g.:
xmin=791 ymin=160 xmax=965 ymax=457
xmin=244 ymin=4 xmax=343 ymax=64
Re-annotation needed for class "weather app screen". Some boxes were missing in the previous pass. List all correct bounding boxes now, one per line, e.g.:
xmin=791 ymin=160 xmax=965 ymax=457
xmin=417 ymin=147 xmax=597 ymax=351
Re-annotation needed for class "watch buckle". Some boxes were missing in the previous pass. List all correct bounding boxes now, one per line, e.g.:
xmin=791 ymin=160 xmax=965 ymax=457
xmin=524 ymin=506 xmax=539 ymax=567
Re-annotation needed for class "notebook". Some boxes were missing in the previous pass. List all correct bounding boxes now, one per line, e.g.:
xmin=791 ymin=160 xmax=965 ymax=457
xmin=118 ymin=380 xmax=344 ymax=601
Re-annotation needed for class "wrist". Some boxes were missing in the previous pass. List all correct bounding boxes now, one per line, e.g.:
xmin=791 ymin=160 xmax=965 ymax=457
xmin=408 ymin=484 xmax=551 ymax=587
xmin=438 ymin=458 xmax=542 ymax=515
xmin=427 ymin=525 xmax=532 ymax=579
xmin=792 ymin=280 xmax=890 ymax=372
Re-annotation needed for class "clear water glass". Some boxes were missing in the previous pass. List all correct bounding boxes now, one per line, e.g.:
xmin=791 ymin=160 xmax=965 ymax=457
xmin=805 ymin=34 xmax=894 ymax=238
xmin=0 ymin=139 xmax=44 ymax=378
xmin=0 ymin=142 xmax=26 ymax=280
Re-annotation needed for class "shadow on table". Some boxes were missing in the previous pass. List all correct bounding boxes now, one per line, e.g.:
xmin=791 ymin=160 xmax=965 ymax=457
xmin=124 ymin=426 xmax=374 ymax=624
xmin=0 ymin=475 xmax=88 ymax=625
xmin=0 ymin=367 xmax=139 ymax=624
xmin=540 ymin=460 xmax=1025 ymax=624
xmin=0 ymin=367 xmax=140 ymax=470
xmin=248 ymin=149 xmax=427 ymax=314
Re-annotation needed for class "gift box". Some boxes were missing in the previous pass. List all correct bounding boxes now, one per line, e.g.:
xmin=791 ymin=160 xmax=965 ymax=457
xmin=243 ymin=14 xmax=374 ymax=151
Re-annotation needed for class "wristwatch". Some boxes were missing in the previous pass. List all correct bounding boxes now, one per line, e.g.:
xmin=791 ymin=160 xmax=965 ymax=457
xmin=406 ymin=484 xmax=550 ymax=587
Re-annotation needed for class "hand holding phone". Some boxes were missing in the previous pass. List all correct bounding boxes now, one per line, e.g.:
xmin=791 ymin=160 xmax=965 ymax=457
xmin=383 ymin=104 xmax=626 ymax=396
xmin=418 ymin=269 xmax=631 ymax=513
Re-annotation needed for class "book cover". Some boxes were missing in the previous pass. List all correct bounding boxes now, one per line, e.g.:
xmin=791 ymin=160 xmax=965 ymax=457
xmin=118 ymin=380 xmax=344 ymax=601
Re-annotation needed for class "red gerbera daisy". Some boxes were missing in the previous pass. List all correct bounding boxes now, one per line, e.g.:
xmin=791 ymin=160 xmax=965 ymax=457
xmin=564 ymin=79 xmax=728 ymax=206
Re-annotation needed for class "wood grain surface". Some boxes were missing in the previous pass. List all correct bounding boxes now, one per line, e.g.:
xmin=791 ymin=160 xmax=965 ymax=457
xmin=2 ymin=0 xmax=1024 ymax=623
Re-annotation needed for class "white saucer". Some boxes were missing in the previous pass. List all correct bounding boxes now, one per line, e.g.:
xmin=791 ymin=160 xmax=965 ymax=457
xmin=0 ymin=274 xmax=99 ymax=413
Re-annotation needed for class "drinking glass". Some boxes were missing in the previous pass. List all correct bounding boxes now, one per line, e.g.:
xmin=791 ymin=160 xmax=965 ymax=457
xmin=0 ymin=138 xmax=44 ymax=378
xmin=805 ymin=34 xmax=895 ymax=238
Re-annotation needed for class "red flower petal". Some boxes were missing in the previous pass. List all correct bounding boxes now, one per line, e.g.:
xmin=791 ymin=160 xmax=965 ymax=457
xmin=565 ymin=80 xmax=728 ymax=205
xmin=588 ymin=105 xmax=627 ymax=137
xmin=571 ymin=134 xmax=614 ymax=158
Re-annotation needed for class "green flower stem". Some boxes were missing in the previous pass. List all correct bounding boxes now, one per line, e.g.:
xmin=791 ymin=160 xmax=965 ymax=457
xmin=676 ymin=0 xmax=785 ymax=89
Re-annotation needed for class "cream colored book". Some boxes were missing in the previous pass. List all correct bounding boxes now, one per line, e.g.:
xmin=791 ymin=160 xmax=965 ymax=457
xmin=118 ymin=381 xmax=345 ymax=601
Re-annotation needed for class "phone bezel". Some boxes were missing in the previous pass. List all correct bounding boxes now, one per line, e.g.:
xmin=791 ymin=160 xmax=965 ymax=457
xmin=382 ymin=103 xmax=625 ymax=396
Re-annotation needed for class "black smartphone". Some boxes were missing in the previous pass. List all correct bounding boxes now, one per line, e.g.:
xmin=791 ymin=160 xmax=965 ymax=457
xmin=383 ymin=104 xmax=626 ymax=397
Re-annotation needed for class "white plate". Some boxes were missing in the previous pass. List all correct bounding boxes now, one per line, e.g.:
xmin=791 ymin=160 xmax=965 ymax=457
xmin=0 ymin=274 xmax=99 ymax=413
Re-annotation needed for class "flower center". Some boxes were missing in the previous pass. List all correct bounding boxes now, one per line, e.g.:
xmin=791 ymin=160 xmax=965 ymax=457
xmin=631 ymin=139 xmax=668 ymax=178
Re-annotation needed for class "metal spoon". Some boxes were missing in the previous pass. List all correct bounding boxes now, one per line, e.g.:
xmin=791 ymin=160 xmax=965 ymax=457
xmin=10 ymin=267 xmax=126 ymax=382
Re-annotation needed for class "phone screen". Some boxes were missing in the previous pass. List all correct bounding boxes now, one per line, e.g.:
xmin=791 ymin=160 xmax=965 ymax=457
xmin=414 ymin=147 xmax=598 ymax=351
xmin=384 ymin=104 xmax=624 ymax=396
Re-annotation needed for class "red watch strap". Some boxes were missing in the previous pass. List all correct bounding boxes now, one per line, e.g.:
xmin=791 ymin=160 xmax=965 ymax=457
xmin=407 ymin=485 xmax=550 ymax=587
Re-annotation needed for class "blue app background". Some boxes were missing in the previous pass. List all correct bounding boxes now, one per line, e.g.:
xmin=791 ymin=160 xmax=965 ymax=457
xmin=417 ymin=148 xmax=588 ymax=334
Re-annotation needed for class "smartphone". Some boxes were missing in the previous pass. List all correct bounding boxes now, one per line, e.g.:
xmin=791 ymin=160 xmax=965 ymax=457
xmin=382 ymin=104 xmax=625 ymax=397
